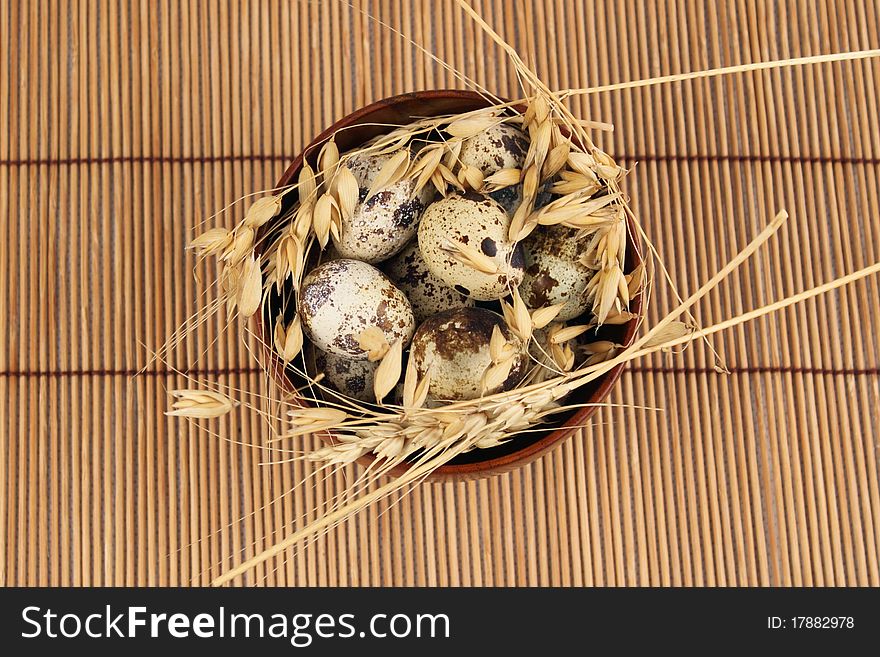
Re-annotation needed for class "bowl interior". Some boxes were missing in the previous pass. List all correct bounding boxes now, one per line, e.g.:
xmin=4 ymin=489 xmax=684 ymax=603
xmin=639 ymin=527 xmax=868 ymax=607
xmin=267 ymin=90 xmax=643 ymax=479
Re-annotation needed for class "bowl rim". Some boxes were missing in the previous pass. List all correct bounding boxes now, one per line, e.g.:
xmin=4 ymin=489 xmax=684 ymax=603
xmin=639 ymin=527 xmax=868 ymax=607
xmin=262 ymin=89 xmax=644 ymax=481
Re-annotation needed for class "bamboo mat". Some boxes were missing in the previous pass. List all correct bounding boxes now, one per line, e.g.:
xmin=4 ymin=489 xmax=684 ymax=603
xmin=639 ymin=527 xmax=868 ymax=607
xmin=2 ymin=0 xmax=879 ymax=587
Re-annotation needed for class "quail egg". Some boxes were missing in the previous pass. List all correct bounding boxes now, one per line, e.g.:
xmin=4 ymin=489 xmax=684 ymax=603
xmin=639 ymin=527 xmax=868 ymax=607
xmin=382 ymin=240 xmax=475 ymax=324
xmin=299 ymin=259 xmax=415 ymax=359
xmin=458 ymin=123 xmax=529 ymax=215
xmin=410 ymin=307 xmax=526 ymax=401
xmin=331 ymin=150 xmax=435 ymax=263
xmin=417 ymin=192 xmax=525 ymax=301
xmin=519 ymin=224 xmax=594 ymax=321
xmin=307 ymin=345 xmax=379 ymax=403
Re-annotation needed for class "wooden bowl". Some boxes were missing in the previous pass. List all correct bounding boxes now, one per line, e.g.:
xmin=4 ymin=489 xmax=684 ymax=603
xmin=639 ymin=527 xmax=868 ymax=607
xmin=266 ymin=90 xmax=643 ymax=481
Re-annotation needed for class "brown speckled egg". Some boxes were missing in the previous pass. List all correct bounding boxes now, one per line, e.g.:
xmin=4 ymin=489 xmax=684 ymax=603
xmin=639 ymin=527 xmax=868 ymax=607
xmin=382 ymin=240 xmax=475 ymax=324
xmin=410 ymin=307 xmax=526 ymax=401
xmin=308 ymin=345 xmax=378 ymax=402
xmin=300 ymin=259 xmax=414 ymax=359
xmin=519 ymin=224 xmax=594 ymax=321
xmin=458 ymin=123 xmax=529 ymax=215
xmin=331 ymin=150 xmax=435 ymax=263
xmin=418 ymin=192 xmax=525 ymax=301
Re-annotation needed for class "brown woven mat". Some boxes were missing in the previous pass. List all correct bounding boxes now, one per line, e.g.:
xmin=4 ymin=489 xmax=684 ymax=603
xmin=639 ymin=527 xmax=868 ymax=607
xmin=2 ymin=0 xmax=879 ymax=586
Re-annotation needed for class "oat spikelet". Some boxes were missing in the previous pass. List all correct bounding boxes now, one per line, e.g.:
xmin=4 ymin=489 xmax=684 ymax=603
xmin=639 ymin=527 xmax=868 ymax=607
xmin=442 ymin=139 xmax=463 ymax=168
xmin=292 ymin=199 xmax=314 ymax=242
xmin=509 ymin=166 xmax=539 ymax=241
xmin=358 ymin=326 xmax=390 ymax=362
xmin=482 ymin=167 xmax=521 ymax=192
xmin=626 ymin=261 xmax=647 ymax=298
xmin=299 ymin=163 xmax=317 ymax=203
xmin=290 ymin=406 xmax=348 ymax=425
xmin=521 ymin=163 xmax=539 ymax=202
xmin=411 ymin=143 xmax=444 ymax=173
xmin=512 ymin=288 xmax=533 ymax=342
xmin=411 ymin=145 xmax=445 ymax=195
xmin=368 ymin=149 xmax=410 ymax=199
xmin=530 ymin=301 xmax=567 ymax=329
xmin=542 ymin=141 xmax=571 ymax=180
xmin=238 ymin=256 xmax=263 ymax=317
xmin=401 ymin=356 xmax=419 ymax=409
xmin=313 ymin=193 xmax=338 ymax=248
xmin=556 ymin=342 xmax=576 ymax=370
xmin=592 ymin=147 xmax=622 ymax=181
xmin=550 ymin=172 xmax=602 ymax=196
xmin=595 ymin=217 xmax=627 ymax=270
xmin=446 ymin=112 xmax=499 ymax=138
xmin=488 ymin=324 xmax=508 ymax=362
xmin=523 ymin=94 xmax=550 ymax=129
xmin=373 ymin=339 xmax=403 ymax=403
xmin=305 ymin=441 xmax=367 ymax=465
xmin=509 ymin=200 xmax=531 ymax=242
xmin=437 ymin=162 xmax=463 ymax=189
xmin=508 ymin=202 xmax=538 ymax=242
xmin=579 ymin=214 xmax=629 ymax=325
xmin=273 ymin=316 xmax=288 ymax=356
xmin=410 ymin=369 xmax=432 ymax=410
xmin=644 ymin=321 xmax=693 ymax=348
xmin=274 ymin=315 xmax=303 ymax=362
xmin=549 ymin=324 xmax=591 ymax=344
xmin=222 ymin=227 xmax=255 ymax=264
xmin=567 ymin=151 xmax=598 ymax=178
xmin=534 ymin=193 xmax=621 ymax=227
xmin=166 ymin=390 xmax=238 ymax=419
xmin=430 ymin=169 xmax=448 ymax=197
xmin=244 ymin=195 xmax=282 ymax=228
xmin=580 ymin=340 xmax=620 ymax=366
xmin=525 ymin=119 xmax=552 ymax=173
xmin=375 ymin=436 xmax=406 ymax=461
xmin=318 ymin=139 xmax=340 ymax=185
xmin=499 ymin=298 xmax=516 ymax=333
xmin=457 ymin=164 xmax=485 ymax=191
xmin=587 ymin=266 xmax=627 ymax=325
xmin=287 ymin=407 xmax=348 ymax=436
xmin=335 ymin=167 xmax=360 ymax=221
xmin=440 ymin=239 xmax=498 ymax=274
xmin=481 ymin=356 xmax=515 ymax=395
xmin=402 ymin=357 xmax=432 ymax=411
xmin=275 ymin=229 xmax=304 ymax=288
xmin=501 ymin=289 xmax=533 ymax=342
xmin=540 ymin=324 xmax=578 ymax=371
xmin=220 ymin=262 xmax=242 ymax=306
xmin=189 ymin=228 xmax=233 ymax=257
xmin=600 ymin=309 xmax=638 ymax=325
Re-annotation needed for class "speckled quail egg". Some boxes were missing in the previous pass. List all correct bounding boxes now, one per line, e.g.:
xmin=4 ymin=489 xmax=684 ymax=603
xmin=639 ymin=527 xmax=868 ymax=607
xmin=299 ymin=259 xmax=415 ymax=359
xmin=418 ymin=192 xmax=525 ymax=301
xmin=331 ymin=150 xmax=435 ymax=263
xmin=307 ymin=345 xmax=379 ymax=403
xmin=410 ymin=307 xmax=526 ymax=401
xmin=458 ymin=123 xmax=529 ymax=215
xmin=382 ymin=240 xmax=475 ymax=324
xmin=519 ymin=224 xmax=594 ymax=321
